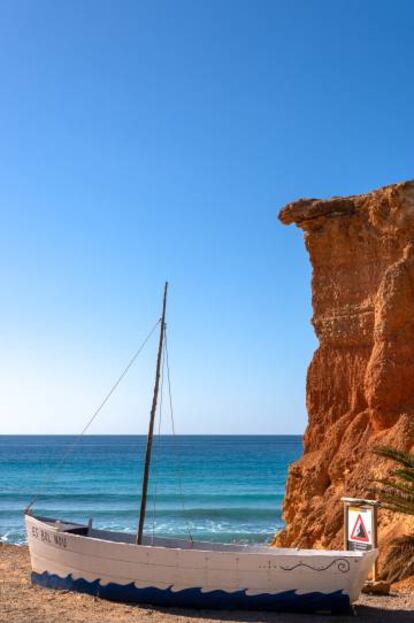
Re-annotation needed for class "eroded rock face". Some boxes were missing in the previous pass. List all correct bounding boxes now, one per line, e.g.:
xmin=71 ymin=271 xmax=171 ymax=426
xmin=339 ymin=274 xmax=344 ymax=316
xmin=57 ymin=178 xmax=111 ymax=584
xmin=275 ymin=181 xmax=414 ymax=578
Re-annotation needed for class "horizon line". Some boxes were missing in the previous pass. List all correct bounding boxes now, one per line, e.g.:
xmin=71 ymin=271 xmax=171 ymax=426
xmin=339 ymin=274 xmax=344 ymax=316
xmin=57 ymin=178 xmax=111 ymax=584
xmin=0 ymin=432 xmax=303 ymax=437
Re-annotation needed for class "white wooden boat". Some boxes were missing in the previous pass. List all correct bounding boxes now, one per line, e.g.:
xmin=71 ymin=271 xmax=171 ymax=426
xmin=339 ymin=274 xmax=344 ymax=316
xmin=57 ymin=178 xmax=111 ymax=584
xmin=25 ymin=513 xmax=377 ymax=613
xmin=25 ymin=283 xmax=378 ymax=613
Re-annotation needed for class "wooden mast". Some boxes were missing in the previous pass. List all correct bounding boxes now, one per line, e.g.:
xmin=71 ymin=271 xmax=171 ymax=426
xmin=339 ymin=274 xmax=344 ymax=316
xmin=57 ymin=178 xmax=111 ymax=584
xmin=136 ymin=281 xmax=168 ymax=545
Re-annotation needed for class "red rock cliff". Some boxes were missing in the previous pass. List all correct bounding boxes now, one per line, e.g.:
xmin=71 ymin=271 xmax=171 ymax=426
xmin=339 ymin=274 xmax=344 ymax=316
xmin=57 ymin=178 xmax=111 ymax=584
xmin=275 ymin=180 xmax=414 ymax=577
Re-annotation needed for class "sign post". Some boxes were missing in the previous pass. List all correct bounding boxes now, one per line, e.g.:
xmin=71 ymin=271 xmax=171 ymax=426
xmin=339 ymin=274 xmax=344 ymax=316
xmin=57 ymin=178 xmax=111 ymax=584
xmin=341 ymin=497 xmax=380 ymax=581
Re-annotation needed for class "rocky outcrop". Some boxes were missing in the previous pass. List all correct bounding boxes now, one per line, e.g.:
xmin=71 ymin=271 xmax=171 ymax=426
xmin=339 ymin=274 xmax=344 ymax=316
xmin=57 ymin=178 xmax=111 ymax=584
xmin=275 ymin=180 xmax=414 ymax=579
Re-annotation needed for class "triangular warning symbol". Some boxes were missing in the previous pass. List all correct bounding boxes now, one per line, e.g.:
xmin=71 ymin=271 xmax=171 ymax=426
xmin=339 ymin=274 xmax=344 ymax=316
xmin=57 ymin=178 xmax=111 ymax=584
xmin=350 ymin=513 xmax=369 ymax=542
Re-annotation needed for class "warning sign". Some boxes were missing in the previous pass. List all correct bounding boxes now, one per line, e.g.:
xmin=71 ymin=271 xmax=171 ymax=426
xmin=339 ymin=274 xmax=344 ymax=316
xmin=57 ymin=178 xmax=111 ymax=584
xmin=342 ymin=497 xmax=379 ymax=579
xmin=350 ymin=513 xmax=370 ymax=542
xmin=346 ymin=506 xmax=374 ymax=551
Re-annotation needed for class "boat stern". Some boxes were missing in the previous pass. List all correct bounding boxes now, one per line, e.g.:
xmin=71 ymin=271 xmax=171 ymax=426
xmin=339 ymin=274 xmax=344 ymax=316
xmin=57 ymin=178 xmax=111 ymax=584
xmin=347 ymin=548 xmax=379 ymax=603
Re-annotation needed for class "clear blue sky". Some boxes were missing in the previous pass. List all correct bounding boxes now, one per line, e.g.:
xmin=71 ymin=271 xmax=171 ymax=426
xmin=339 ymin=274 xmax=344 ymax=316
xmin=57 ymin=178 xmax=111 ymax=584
xmin=1 ymin=1 xmax=413 ymax=434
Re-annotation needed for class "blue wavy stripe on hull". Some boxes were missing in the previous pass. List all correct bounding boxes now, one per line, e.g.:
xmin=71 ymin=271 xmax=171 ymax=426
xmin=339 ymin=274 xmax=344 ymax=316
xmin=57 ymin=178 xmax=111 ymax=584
xmin=31 ymin=571 xmax=352 ymax=614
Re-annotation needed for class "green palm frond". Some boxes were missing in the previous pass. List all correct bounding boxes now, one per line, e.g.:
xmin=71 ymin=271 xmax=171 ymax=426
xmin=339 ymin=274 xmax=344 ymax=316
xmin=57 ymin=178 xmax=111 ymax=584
xmin=381 ymin=505 xmax=414 ymax=516
xmin=392 ymin=535 xmax=414 ymax=549
xmin=383 ymin=535 xmax=414 ymax=582
xmin=371 ymin=445 xmax=414 ymax=517
xmin=375 ymin=478 xmax=414 ymax=497
xmin=393 ymin=468 xmax=414 ymax=483
xmin=373 ymin=492 xmax=414 ymax=515
xmin=373 ymin=446 xmax=414 ymax=468
xmin=372 ymin=441 xmax=414 ymax=581
xmin=373 ymin=487 xmax=414 ymax=505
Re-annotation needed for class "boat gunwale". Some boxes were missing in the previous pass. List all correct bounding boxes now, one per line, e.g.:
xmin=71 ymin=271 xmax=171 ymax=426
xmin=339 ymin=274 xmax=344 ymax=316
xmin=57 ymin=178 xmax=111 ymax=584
xmin=26 ymin=513 xmax=376 ymax=560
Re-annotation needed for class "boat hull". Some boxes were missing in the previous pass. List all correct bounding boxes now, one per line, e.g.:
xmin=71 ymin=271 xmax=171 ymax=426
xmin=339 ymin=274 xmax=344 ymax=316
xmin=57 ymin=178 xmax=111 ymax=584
xmin=26 ymin=514 xmax=377 ymax=614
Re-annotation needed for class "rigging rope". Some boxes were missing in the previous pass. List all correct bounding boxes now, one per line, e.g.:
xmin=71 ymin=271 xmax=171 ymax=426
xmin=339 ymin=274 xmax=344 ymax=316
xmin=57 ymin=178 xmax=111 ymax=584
xmin=147 ymin=327 xmax=193 ymax=544
xmin=164 ymin=330 xmax=193 ymax=544
xmin=25 ymin=319 xmax=161 ymax=513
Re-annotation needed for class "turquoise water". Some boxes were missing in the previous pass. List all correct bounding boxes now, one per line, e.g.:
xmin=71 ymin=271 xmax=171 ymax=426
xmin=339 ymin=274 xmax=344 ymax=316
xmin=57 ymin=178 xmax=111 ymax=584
xmin=0 ymin=435 xmax=301 ymax=545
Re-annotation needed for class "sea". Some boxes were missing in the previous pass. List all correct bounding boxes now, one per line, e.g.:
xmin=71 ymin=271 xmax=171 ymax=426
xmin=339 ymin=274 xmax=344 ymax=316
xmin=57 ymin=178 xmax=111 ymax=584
xmin=0 ymin=435 xmax=302 ymax=546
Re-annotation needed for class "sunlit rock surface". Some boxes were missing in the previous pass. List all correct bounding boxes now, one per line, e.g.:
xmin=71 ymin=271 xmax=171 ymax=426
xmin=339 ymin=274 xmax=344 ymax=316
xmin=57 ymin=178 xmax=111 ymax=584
xmin=275 ymin=181 xmax=414 ymax=579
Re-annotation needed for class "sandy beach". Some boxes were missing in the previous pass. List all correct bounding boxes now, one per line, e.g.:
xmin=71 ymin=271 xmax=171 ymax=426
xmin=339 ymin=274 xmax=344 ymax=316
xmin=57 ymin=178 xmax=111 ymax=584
xmin=1 ymin=544 xmax=412 ymax=623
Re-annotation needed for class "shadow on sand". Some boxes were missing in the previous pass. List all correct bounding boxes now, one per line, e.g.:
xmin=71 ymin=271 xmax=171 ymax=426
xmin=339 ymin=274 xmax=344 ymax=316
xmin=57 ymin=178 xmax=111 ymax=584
xmin=143 ymin=595 xmax=413 ymax=623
